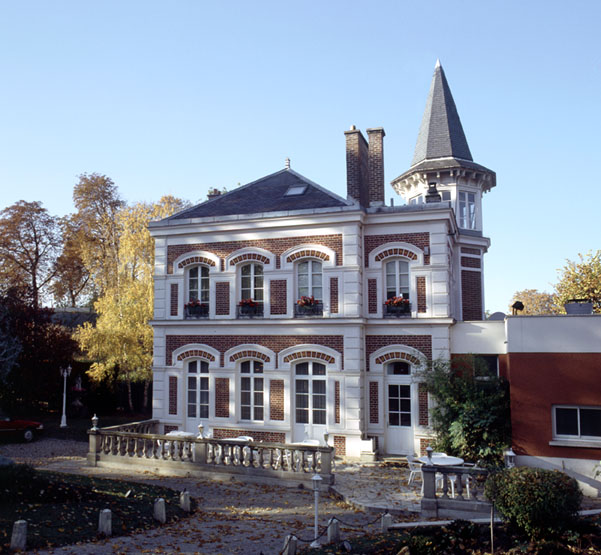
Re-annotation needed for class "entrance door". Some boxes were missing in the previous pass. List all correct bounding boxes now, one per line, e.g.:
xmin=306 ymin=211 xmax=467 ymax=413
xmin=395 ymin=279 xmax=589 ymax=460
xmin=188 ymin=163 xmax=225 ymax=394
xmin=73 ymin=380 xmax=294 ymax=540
xmin=293 ymin=361 xmax=327 ymax=443
xmin=185 ymin=360 xmax=209 ymax=432
xmin=384 ymin=361 xmax=414 ymax=455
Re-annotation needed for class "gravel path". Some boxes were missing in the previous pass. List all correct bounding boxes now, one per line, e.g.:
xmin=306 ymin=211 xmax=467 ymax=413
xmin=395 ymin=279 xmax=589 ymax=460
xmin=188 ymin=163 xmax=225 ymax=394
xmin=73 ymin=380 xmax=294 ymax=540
xmin=0 ymin=439 xmax=395 ymax=554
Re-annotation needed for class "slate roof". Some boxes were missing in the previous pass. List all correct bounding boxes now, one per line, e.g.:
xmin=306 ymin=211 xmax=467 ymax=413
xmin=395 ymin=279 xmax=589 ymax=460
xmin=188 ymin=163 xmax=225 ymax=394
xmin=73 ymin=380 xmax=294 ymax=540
xmin=167 ymin=168 xmax=352 ymax=221
xmin=411 ymin=60 xmax=473 ymax=166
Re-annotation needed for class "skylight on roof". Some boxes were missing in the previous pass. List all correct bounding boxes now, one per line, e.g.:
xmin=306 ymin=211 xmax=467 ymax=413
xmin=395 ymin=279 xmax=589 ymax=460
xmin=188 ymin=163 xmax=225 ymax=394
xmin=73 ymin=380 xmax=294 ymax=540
xmin=284 ymin=185 xmax=308 ymax=196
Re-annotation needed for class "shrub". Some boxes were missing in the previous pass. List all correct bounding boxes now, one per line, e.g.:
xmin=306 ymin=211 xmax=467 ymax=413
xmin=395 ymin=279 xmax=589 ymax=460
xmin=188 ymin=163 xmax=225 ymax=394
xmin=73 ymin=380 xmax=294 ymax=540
xmin=485 ymin=466 xmax=582 ymax=539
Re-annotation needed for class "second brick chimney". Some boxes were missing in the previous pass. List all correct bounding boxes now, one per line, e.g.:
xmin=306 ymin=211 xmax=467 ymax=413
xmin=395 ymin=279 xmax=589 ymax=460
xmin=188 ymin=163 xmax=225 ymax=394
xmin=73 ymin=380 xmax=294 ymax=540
xmin=345 ymin=125 xmax=385 ymax=208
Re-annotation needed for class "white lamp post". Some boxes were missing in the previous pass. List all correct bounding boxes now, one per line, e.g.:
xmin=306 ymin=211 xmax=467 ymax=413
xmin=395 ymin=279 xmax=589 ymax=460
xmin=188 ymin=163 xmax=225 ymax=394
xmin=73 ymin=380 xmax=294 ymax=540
xmin=60 ymin=365 xmax=72 ymax=428
xmin=310 ymin=474 xmax=323 ymax=548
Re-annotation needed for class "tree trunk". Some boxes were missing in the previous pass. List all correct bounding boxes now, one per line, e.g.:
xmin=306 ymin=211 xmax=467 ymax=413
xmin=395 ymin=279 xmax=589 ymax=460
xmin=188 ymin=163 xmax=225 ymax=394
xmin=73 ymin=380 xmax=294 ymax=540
xmin=143 ymin=380 xmax=150 ymax=410
xmin=126 ymin=379 xmax=134 ymax=413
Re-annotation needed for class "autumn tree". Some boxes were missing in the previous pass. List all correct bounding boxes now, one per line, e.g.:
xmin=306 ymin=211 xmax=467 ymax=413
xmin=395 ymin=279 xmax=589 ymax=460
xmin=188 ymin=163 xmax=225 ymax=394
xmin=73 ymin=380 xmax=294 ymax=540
xmin=555 ymin=251 xmax=601 ymax=313
xmin=76 ymin=196 xmax=190 ymax=412
xmin=51 ymin=216 xmax=93 ymax=307
xmin=508 ymin=289 xmax=560 ymax=315
xmin=72 ymin=173 xmax=123 ymax=295
xmin=0 ymin=201 xmax=61 ymax=310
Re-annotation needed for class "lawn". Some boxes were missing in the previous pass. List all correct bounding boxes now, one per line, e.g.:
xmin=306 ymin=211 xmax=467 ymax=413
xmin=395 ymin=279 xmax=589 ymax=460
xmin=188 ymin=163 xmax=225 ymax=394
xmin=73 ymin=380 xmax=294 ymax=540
xmin=0 ymin=465 xmax=192 ymax=551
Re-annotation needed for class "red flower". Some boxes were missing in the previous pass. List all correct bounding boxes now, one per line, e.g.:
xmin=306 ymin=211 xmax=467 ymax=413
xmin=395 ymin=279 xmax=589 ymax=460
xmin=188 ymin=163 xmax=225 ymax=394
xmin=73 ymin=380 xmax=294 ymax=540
xmin=239 ymin=298 xmax=258 ymax=307
xmin=297 ymin=296 xmax=319 ymax=307
xmin=385 ymin=296 xmax=409 ymax=307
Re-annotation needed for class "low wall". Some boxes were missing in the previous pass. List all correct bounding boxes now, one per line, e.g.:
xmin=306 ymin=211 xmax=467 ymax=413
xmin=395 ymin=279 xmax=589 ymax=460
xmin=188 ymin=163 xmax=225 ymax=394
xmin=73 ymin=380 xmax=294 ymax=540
xmin=87 ymin=420 xmax=334 ymax=490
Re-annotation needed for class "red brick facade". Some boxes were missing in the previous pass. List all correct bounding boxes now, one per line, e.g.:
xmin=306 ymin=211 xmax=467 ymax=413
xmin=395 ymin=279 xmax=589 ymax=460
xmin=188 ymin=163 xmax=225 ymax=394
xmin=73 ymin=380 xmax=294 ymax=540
xmin=170 ymin=284 xmax=178 ymax=316
xmin=461 ymin=247 xmax=480 ymax=255
xmin=269 ymin=380 xmax=284 ymax=421
xmin=461 ymin=256 xmax=481 ymax=268
xmin=416 ymin=276 xmax=426 ymax=313
xmin=167 ymin=235 xmax=343 ymax=272
xmin=164 ymin=424 xmax=179 ymax=434
xmin=215 ymin=282 xmax=230 ymax=315
xmin=334 ymin=381 xmax=340 ymax=424
xmin=213 ymin=428 xmax=286 ymax=443
xmin=418 ymin=383 xmax=429 ymax=426
xmin=364 ymin=233 xmax=430 ymax=267
xmin=365 ymin=335 xmax=432 ymax=371
xmin=168 ymin=376 xmax=178 ymax=415
xmin=461 ymin=270 xmax=483 ymax=321
xmin=369 ymin=381 xmax=379 ymax=424
xmin=166 ymin=335 xmax=343 ymax=368
xmin=215 ymin=378 xmax=229 ymax=418
xmin=334 ymin=435 xmax=347 ymax=456
xmin=368 ymin=279 xmax=378 ymax=314
xmin=329 ymin=277 xmax=339 ymax=314
xmin=270 ymin=280 xmax=287 ymax=315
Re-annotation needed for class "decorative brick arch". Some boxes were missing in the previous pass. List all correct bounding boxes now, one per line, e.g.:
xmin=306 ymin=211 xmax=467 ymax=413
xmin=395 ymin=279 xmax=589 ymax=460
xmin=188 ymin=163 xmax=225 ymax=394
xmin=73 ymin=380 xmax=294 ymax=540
xmin=286 ymin=250 xmax=330 ymax=263
xmin=229 ymin=253 xmax=270 ymax=266
xmin=375 ymin=351 xmax=421 ymax=366
xmin=374 ymin=248 xmax=418 ymax=262
xmin=176 ymin=350 xmax=216 ymax=362
xmin=283 ymin=351 xmax=336 ymax=364
xmin=177 ymin=256 xmax=217 ymax=269
xmin=229 ymin=350 xmax=271 ymax=363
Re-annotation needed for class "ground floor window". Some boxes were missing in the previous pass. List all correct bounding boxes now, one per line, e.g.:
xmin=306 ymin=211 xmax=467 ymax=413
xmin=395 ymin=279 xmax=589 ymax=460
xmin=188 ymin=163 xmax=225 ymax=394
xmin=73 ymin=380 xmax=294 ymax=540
xmin=187 ymin=360 xmax=209 ymax=419
xmin=295 ymin=362 xmax=326 ymax=425
xmin=554 ymin=405 xmax=601 ymax=439
xmin=240 ymin=360 xmax=264 ymax=421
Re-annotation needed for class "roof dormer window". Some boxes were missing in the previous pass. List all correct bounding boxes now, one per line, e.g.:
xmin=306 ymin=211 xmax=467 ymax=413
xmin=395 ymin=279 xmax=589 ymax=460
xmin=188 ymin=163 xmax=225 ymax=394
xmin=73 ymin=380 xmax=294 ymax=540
xmin=284 ymin=185 xmax=308 ymax=196
xmin=458 ymin=191 xmax=476 ymax=229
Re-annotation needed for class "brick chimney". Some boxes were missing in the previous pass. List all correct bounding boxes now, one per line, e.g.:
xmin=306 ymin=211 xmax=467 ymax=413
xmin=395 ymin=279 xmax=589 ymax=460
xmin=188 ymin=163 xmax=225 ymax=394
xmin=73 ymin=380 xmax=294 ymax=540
xmin=367 ymin=128 xmax=385 ymax=206
xmin=207 ymin=188 xmax=222 ymax=200
xmin=344 ymin=125 xmax=369 ymax=207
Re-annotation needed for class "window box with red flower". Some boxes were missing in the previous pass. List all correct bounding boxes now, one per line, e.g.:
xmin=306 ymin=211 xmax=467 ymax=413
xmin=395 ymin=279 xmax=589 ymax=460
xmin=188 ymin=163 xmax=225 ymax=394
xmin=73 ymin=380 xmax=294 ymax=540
xmin=184 ymin=299 xmax=209 ymax=318
xmin=384 ymin=296 xmax=411 ymax=317
xmin=237 ymin=298 xmax=263 ymax=318
xmin=294 ymin=296 xmax=323 ymax=317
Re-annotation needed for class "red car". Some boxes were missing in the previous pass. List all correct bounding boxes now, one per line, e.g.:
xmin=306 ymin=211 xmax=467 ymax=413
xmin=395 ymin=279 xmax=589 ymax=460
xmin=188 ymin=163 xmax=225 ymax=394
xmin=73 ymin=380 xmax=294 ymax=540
xmin=0 ymin=410 xmax=44 ymax=442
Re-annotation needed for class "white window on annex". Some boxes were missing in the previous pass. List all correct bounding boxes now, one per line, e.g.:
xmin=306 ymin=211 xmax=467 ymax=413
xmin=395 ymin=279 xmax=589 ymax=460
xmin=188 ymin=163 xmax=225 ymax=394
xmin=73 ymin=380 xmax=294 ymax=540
xmin=554 ymin=405 xmax=601 ymax=440
xmin=240 ymin=360 xmax=264 ymax=421
xmin=187 ymin=360 xmax=209 ymax=419
xmin=297 ymin=260 xmax=322 ymax=301
xmin=458 ymin=191 xmax=476 ymax=229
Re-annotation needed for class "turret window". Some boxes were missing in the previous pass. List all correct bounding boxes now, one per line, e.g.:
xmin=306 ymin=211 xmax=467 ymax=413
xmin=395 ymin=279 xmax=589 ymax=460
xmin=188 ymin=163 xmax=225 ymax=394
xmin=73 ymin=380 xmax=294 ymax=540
xmin=458 ymin=191 xmax=476 ymax=229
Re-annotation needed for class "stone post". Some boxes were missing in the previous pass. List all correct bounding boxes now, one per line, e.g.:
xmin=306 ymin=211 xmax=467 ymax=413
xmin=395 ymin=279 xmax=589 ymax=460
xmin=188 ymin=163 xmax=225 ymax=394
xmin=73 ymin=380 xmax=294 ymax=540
xmin=180 ymin=490 xmax=191 ymax=512
xmin=381 ymin=512 xmax=392 ymax=533
xmin=319 ymin=447 xmax=333 ymax=479
xmin=193 ymin=439 xmax=207 ymax=465
xmin=282 ymin=535 xmax=297 ymax=555
xmin=420 ymin=465 xmax=439 ymax=518
xmin=154 ymin=498 xmax=166 ymax=523
xmin=327 ymin=517 xmax=340 ymax=543
xmin=98 ymin=509 xmax=112 ymax=535
xmin=87 ymin=429 xmax=99 ymax=466
xmin=10 ymin=520 xmax=27 ymax=550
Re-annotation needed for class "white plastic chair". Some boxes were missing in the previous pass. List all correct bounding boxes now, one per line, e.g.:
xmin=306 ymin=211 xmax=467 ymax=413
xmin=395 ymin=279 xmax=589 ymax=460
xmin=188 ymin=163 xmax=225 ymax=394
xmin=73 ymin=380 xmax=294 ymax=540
xmin=406 ymin=455 xmax=422 ymax=486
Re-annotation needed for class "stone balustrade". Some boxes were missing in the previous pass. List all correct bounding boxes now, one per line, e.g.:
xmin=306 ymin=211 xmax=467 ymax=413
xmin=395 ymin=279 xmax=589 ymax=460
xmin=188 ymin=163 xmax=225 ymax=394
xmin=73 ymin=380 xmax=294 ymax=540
xmin=87 ymin=421 xmax=334 ymax=489
xmin=421 ymin=464 xmax=491 ymax=519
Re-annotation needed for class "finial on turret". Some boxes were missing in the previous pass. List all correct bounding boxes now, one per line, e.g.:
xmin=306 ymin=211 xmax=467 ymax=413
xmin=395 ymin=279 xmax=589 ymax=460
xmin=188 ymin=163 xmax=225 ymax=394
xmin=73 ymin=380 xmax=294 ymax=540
xmin=285 ymin=157 xmax=290 ymax=169
xmin=435 ymin=58 xmax=441 ymax=68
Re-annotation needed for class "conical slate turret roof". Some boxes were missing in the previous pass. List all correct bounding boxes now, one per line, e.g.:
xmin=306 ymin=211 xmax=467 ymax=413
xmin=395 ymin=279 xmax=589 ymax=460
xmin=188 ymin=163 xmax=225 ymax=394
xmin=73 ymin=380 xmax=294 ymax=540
xmin=411 ymin=60 xmax=473 ymax=166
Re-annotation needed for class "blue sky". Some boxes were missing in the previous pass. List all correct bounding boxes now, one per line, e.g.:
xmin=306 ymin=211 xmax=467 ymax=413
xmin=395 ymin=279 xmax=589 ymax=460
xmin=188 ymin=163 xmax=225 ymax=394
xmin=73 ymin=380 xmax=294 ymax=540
xmin=0 ymin=1 xmax=599 ymax=313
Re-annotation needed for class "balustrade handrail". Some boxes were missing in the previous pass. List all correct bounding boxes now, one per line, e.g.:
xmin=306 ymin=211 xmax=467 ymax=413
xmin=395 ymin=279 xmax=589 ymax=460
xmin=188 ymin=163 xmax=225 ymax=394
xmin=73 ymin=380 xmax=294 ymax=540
xmin=97 ymin=419 xmax=160 ymax=433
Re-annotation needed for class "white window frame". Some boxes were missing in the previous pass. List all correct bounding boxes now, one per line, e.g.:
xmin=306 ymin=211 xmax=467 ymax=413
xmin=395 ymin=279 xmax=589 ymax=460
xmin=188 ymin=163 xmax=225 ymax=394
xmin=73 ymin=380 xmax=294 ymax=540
xmin=187 ymin=360 xmax=209 ymax=419
xmin=458 ymin=191 xmax=476 ymax=230
xmin=385 ymin=259 xmax=410 ymax=300
xmin=295 ymin=361 xmax=327 ymax=426
xmin=296 ymin=259 xmax=323 ymax=301
xmin=187 ymin=265 xmax=210 ymax=303
xmin=553 ymin=405 xmax=601 ymax=441
xmin=240 ymin=263 xmax=264 ymax=304
xmin=240 ymin=360 xmax=264 ymax=422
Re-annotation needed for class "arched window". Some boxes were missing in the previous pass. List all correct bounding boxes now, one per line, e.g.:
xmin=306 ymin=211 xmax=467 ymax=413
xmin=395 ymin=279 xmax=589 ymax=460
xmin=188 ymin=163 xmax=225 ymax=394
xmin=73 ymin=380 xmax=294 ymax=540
xmin=386 ymin=361 xmax=411 ymax=375
xmin=187 ymin=360 xmax=209 ymax=419
xmin=240 ymin=360 xmax=264 ymax=421
xmin=295 ymin=361 xmax=326 ymax=425
xmin=241 ymin=263 xmax=263 ymax=303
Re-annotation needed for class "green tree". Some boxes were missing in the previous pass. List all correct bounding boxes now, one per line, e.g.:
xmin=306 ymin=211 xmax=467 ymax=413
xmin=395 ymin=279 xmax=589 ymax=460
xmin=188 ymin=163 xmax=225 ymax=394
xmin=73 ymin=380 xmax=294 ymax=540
xmin=554 ymin=250 xmax=601 ymax=313
xmin=420 ymin=357 xmax=511 ymax=467
xmin=75 ymin=196 xmax=189 ymax=412
xmin=0 ymin=201 xmax=61 ymax=310
xmin=508 ymin=289 xmax=560 ymax=315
